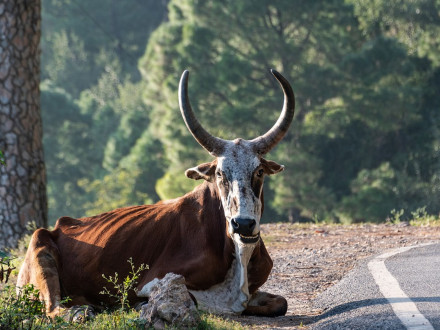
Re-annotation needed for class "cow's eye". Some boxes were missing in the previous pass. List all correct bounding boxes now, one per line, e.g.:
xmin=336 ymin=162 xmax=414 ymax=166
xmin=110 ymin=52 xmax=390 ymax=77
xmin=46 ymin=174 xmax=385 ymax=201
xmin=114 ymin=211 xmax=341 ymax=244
xmin=216 ymin=171 xmax=222 ymax=179
xmin=256 ymin=168 xmax=264 ymax=177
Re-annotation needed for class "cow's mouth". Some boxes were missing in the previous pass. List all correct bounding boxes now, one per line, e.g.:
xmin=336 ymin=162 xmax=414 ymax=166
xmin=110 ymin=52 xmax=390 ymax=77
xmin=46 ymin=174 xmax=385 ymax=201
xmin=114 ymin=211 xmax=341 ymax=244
xmin=238 ymin=232 xmax=260 ymax=244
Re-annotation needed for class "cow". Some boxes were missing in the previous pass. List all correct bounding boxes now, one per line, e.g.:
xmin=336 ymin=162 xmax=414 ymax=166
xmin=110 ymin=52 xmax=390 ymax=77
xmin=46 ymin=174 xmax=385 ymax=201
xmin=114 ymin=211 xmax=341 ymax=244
xmin=17 ymin=69 xmax=295 ymax=319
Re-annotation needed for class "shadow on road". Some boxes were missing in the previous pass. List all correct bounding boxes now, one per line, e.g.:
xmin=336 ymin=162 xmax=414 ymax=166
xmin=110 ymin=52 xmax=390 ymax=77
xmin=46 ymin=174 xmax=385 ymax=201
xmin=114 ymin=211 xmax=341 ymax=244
xmin=314 ymin=297 xmax=440 ymax=321
xmin=226 ymin=297 xmax=440 ymax=328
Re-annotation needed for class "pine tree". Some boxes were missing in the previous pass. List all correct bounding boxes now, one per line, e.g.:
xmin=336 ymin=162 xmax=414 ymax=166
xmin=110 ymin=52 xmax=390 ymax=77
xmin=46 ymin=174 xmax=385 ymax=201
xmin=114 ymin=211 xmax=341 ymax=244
xmin=0 ymin=0 xmax=46 ymax=248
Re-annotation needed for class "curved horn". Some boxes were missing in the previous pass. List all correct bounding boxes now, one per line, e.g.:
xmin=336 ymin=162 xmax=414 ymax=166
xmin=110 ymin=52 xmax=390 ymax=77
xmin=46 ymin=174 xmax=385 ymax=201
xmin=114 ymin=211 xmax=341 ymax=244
xmin=179 ymin=70 xmax=226 ymax=156
xmin=250 ymin=69 xmax=295 ymax=155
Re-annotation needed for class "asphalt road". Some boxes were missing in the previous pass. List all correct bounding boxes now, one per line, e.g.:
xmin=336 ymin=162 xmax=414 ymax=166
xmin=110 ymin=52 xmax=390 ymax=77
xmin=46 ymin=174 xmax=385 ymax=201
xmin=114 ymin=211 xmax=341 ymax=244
xmin=311 ymin=242 xmax=440 ymax=329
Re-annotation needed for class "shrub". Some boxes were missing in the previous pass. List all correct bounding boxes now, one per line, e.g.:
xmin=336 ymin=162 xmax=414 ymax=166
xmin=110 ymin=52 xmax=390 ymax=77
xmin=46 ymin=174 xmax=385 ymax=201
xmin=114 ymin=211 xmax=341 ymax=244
xmin=0 ymin=284 xmax=47 ymax=328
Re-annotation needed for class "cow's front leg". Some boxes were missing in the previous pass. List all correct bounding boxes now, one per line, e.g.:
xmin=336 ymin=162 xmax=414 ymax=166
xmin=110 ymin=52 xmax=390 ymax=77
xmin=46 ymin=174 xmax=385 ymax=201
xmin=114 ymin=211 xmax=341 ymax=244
xmin=243 ymin=291 xmax=287 ymax=317
xmin=16 ymin=228 xmax=63 ymax=318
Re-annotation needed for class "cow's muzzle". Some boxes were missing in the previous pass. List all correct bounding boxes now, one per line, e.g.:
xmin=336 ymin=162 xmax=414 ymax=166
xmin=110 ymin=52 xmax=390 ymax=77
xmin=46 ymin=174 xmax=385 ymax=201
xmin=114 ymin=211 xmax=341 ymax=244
xmin=231 ymin=217 xmax=260 ymax=243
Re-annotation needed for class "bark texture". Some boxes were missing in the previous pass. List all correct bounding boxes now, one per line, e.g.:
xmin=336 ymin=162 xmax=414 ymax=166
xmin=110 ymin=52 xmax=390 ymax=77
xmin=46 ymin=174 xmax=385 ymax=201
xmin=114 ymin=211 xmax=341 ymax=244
xmin=0 ymin=0 xmax=47 ymax=249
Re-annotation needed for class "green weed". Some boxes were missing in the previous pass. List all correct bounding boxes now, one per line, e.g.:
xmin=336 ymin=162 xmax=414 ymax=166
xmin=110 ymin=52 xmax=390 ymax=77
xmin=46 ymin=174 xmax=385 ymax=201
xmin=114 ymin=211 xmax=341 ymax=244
xmin=99 ymin=258 xmax=148 ymax=328
xmin=410 ymin=207 xmax=440 ymax=226
xmin=1 ymin=284 xmax=48 ymax=329
xmin=0 ymin=254 xmax=16 ymax=284
xmin=389 ymin=208 xmax=405 ymax=224
xmin=100 ymin=258 xmax=148 ymax=311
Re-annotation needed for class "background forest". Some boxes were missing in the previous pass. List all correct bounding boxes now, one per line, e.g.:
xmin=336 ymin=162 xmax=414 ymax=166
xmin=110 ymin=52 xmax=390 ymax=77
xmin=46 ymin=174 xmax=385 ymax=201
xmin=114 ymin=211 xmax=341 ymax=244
xmin=41 ymin=0 xmax=440 ymax=225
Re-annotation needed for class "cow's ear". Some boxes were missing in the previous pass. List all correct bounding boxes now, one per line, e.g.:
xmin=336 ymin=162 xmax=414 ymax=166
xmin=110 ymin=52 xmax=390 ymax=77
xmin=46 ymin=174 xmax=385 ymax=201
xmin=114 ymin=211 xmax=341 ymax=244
xmin=261 ymin=158 xmax=284 ymax=175
xmin=185 ymin=159 xmax=217 ymax=182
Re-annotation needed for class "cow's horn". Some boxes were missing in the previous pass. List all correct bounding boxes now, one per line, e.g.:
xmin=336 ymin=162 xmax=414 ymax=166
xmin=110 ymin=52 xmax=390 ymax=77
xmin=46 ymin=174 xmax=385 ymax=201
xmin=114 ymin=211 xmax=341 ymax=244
xmin=250 ymin=69 xmax=295 ymax=155
xmin=179 ymin=70 xmax=226 ymax=156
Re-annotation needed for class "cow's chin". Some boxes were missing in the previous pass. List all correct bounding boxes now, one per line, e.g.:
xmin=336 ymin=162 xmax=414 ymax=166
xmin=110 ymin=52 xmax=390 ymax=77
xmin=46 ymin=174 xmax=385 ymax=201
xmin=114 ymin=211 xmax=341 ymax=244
xmin=233 ymin=232 xmax=260 ymax=245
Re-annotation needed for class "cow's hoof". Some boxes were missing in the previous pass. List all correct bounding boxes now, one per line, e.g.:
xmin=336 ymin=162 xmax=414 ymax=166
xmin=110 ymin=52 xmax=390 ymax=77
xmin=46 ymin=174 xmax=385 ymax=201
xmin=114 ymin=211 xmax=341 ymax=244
xmin=134 ymin=300 xmax=149 ymax=311
xmin=243 ymin=291 xmax=288 ymax=317
xmin=67 ymin=305 xmax=95 ymax=323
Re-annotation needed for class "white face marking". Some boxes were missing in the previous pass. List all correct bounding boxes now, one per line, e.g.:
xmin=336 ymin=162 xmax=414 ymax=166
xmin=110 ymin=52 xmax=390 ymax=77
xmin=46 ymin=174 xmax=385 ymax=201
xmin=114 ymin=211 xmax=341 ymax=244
xmin=216 ymin=139 xmax=262 ymax=244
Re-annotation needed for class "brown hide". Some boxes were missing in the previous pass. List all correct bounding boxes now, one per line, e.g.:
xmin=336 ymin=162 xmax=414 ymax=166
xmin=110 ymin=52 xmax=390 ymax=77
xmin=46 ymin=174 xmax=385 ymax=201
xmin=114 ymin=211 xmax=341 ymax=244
xmin=35 ymin=180 xmax=272 ymax=307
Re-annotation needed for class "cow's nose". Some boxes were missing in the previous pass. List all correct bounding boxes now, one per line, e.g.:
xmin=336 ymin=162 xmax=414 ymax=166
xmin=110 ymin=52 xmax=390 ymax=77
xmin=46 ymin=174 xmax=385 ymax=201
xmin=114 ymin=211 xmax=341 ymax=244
xmin=231 ymin=217 xmax=256 ymax=236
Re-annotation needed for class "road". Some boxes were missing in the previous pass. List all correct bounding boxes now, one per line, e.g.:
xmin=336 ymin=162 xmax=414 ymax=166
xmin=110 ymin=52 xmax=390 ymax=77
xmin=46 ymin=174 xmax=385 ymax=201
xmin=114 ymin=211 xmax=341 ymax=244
xmin=311 ymin=242 xmax=440 ymax=329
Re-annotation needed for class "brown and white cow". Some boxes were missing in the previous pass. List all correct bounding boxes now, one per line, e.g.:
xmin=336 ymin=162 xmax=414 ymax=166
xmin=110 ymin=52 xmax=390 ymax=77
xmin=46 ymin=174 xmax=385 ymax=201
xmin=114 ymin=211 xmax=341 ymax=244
xmin=17 ymin=69 xmax=295 ymax=318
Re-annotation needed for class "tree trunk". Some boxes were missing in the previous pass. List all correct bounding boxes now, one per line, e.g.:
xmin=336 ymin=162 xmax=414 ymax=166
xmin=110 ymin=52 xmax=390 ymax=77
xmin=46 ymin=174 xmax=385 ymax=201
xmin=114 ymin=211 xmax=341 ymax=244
xmin=0 ymin=0 xmax=47 ymax=249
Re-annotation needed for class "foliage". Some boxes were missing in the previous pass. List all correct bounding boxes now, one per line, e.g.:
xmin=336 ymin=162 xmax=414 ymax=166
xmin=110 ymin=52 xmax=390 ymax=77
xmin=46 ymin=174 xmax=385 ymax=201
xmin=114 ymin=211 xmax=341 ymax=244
xmin=338 ymin=162 xmax=431 ymax=223
xmin=0 ymin=283 xmax=145 ymax=329
xmin=348 ymin=0 xmax=440 ymax=66
xmin=40 ymin=0 xmax=168 ymax=224
xmin=389 ymin=209 xmax=405 ymax=224
xmin=155 ymin=168 xmax=198 ymax=200
xmin=42 ymin=0 xmax=168 ymax=95
xmin=410 ymin=206 xmax=440 ymax=226
xmin=151 ymin=0 xmax=440 ymax=223
xmin=41 ymin=0 xmax=440 ymax=223
xmin=271 ymin=143 xmax=335 ymax=222
xmin=41 ymin=82 xmax=93 ymax=220
xmin=78 ymin=169 xmax=152 ymax=216
xmin=0 ymin=255 xmax=16 ymax=284
xmin=138 ymin=0 xmax=361 ymax=220
xmin=100 ymin=258 xmax=148 ymax=312
xmin=0 ymin=284 xmax=48 ymax=329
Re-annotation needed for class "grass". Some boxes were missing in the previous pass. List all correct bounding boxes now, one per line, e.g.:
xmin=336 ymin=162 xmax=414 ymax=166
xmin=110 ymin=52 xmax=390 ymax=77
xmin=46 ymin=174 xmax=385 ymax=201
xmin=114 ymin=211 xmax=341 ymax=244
xmin=81 ymin=311 xmax=245 ymax=329
xmin=199 ymin=314 xmax=246 ymax=330
xmin=77 ymin=311 xmax=246 ymax=330
xmin=0 ymin=281 xmax=248 ymax=329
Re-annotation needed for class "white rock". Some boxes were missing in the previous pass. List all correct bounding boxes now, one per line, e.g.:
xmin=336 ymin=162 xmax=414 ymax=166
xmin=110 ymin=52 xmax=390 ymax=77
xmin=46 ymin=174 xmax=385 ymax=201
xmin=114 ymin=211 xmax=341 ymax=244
xmin=139 ymin=273 xmax=200 ymax=328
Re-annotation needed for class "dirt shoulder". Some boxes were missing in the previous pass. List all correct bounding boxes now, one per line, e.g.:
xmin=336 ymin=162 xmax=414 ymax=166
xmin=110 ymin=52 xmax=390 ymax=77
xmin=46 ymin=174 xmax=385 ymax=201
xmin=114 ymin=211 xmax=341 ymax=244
xmin=229 ymin=222 xmax=440 ymax=329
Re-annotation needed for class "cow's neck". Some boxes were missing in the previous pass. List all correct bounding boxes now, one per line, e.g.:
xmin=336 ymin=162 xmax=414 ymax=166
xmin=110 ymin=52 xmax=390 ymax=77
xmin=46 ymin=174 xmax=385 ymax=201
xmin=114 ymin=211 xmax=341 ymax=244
xmin=188 ymin=236 xmax=257 ymax=314
xmin=189 ymin=181 xmax=233 ymax=254
xmin=188 ymin=181 xmax=259 ymax=314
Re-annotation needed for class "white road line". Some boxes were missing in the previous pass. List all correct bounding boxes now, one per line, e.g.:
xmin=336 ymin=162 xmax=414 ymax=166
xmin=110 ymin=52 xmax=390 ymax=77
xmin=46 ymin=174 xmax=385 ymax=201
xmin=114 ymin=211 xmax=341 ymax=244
xmin=368 ymin=243 xmax=435 ymax=330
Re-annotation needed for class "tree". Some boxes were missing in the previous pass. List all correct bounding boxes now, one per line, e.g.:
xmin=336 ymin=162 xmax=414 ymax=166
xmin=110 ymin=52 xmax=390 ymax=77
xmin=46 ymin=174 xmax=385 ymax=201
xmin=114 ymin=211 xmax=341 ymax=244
xmin=32 ymin=0 xmax=440 ymax=224
xmin=139 ymin=0 xmax=440 ymax=223
xmin=39 ymin=1 xmax=168 ymax=222
xmin=332 ymin=0 xmax=440 ymax=221
xmin=139 ymin=0 xmax=359 ymax=219
xmin=0 ymin=0 xmax=46 ymax=248
xmin=41 ymin=0 xmax=168 ymax=97
xmin=40 ymin=82 xmax=92 ymax=220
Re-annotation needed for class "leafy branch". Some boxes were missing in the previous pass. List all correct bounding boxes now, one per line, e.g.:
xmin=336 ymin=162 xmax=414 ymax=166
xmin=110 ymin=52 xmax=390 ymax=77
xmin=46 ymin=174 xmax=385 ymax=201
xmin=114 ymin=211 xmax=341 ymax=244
xmin=100 ymin=258 xmax=148 ymax=311
xmin=0 ymin=254 xmax=16 ymax=284
xmin=1 ymin=284 xmax=47 ymax=328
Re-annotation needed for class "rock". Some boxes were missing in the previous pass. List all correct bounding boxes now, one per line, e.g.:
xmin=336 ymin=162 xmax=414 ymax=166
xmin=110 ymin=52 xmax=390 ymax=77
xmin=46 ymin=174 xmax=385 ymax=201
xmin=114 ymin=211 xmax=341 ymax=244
xmin=139 ymin=273 xmax=200 ymax=328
